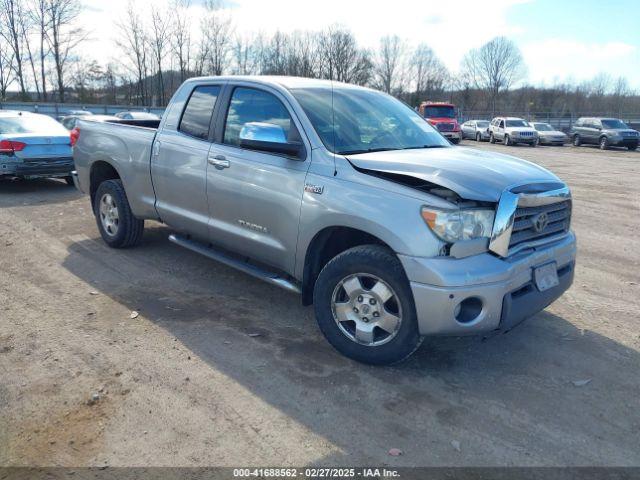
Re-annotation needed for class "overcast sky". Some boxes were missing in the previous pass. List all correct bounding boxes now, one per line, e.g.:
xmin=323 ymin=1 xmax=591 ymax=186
xmin=79 ymin=0 xmax=640 ymax=88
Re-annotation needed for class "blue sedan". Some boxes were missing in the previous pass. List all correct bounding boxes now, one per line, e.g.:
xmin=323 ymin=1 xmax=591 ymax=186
xmin=0 ymin=111 xmax=74 ymax=184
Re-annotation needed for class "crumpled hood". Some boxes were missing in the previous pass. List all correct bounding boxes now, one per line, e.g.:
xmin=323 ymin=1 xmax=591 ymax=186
xmin=347 ymin=146 xmax=561 ymax=202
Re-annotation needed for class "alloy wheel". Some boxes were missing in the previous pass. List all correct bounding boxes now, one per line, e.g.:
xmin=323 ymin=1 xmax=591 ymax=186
xmin=331 ymin=273 xmax=403 ymax=346
xmin=99 ymin=193 xmax=120 ymax=236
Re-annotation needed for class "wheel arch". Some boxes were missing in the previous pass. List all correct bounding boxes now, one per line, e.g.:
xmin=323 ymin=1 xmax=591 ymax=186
xmin=89 ymin=161 xmax=122 ymax=207
xmin=300 ymin=226 xmax=397 ymax=306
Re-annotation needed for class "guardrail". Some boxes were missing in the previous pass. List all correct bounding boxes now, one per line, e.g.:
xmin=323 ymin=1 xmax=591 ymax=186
xmin=0 ymin=101 xmax=166 ymax=118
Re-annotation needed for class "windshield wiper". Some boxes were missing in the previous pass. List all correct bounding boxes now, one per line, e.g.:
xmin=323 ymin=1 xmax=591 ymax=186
xmin=337 ymin=147 xmax=398 ymax=155
xmin=401 ymin=145 xmax=447 ymax=150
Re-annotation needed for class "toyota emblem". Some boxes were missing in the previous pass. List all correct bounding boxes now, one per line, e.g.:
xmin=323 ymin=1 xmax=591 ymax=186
xmin=532 ymin=212 xmax=549 ymax=233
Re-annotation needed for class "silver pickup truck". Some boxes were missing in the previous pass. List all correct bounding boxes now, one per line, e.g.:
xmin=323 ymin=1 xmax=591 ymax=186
xmin=72 ymin=76 xmax=576 ymax=365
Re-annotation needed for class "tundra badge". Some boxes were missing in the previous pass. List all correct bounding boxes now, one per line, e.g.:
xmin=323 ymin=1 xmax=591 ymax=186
xmin=304 ymin=183 xmax=324 ymax=195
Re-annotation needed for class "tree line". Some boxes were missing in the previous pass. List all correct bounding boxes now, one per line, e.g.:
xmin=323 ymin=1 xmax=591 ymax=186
xmin=1 ymin=0 xmax=638 ymax=116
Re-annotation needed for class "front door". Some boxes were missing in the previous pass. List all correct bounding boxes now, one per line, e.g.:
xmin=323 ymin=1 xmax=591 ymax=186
xmin=205 ymin=85 xmax=310 ymax=275
xmin=152 ymin=84 xmax=222 ymax=239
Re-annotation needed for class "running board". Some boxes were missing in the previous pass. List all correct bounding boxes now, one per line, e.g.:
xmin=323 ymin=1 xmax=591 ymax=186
xmin=168 ymin=234 xmax=301 ymax=294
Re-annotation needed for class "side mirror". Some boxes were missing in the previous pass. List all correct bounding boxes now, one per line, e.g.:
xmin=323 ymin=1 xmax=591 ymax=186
xmin=239 ymin=122 xmax=304 ymax=159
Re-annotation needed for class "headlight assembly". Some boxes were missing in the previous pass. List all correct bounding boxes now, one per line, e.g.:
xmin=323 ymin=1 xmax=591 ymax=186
xmin=421 ymin=207 xmax=495 ymax=244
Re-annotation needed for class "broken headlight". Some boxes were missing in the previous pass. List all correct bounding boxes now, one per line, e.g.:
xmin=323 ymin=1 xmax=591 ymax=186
xmin=421 ymin=207 xmax=495 ymax=244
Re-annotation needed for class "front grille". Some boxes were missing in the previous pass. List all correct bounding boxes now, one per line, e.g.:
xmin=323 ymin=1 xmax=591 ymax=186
xmin=517 ymin=131 xmax=534 ymax=137
xmin=509 ymin=200 xmax=571 ymax=251
xmin=437 ymin=123 xmax=455 ymax=132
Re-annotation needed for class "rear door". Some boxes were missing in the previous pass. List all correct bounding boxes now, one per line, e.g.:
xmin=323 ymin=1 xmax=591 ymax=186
xmin=584 ymin=119 xmax=599 ymax=144
xmin=151 ymin=84 xmax=222 ymax=239
xmin=205 ymin=84 xmax=311 ymax=275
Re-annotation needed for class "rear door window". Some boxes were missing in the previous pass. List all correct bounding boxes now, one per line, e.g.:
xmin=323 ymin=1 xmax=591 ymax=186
xmin=179 ymin=85 xmax=221 ymax=140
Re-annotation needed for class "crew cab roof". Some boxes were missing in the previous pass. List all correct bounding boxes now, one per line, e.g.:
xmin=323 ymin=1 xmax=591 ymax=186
xmin=179 ymin=75 xmax=373 ymax=92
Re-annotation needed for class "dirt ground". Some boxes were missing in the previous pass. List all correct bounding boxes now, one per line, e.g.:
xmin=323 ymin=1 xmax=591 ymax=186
xmin=1 ymin=142 xmax=639 ymax=468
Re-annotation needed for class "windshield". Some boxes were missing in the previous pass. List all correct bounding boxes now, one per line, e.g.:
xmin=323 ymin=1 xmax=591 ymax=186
xmin=423 ymin=105 xmax=455 ymax=118
xmin=601 ymin=119 xmax=629 ymax=129
xmin=506 ymin=119 xmax=529 ymax=128
xmin=476 ymin=121 xmax=489 ymax=127
xmin=291 ymin=87 xmax=450 ymax=155
xmin=534 ymin=123 xmax=553 ymax=131
xmin=0 ymin=115 xmax=69 ymax=135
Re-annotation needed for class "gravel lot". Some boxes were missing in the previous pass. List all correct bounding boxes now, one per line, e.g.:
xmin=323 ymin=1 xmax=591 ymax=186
xmin=1 ymin=142 xmax=639 ymax=468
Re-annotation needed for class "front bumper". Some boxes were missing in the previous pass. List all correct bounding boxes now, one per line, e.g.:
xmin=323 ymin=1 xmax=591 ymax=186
xmin=610 ymin=137 xmax=638 ymax=147
xmin=442 ymin=131 xmax=461 ymax=141
xmin=399 ymin=232 xmax=576 ymax=336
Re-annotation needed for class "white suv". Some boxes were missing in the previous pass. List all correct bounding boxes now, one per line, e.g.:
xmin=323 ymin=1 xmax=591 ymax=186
xmin=489 ymin=117 xmax=538 ymax=146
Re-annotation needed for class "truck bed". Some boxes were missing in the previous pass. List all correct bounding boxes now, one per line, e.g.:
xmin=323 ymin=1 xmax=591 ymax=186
xmin=73 ymin=118 xmax=160 ymax=220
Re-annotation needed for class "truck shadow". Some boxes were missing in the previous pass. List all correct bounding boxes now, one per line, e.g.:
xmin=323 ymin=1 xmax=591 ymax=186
xmin=62 ymin=225 xmax=640 ymax=466
xmin=0 ymin=177 xmax=81 ymax=207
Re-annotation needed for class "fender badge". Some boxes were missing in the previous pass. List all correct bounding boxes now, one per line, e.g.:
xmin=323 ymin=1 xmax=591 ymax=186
xmin=304 ymin=184 xmax=324 ymax=195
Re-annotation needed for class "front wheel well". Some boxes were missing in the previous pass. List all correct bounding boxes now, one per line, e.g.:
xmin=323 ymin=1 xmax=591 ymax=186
xmin=90 ymin=161 xmax=121 ymax=206
xmin=301 ymin=227 xmax=393 ymax=306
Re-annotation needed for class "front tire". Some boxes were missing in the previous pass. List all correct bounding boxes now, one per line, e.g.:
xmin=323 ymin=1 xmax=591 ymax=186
xmin=64 ymin=176 xmax=75 ymax=186
xmin=94 ymin=179 xmax=144 ymax=248
xmin=476 ymin=133 xmax=481 ymax=142
xmin=573 ymin=134 xmax=581 ymax=147
xmin=599 ymin=136 xmax=609 ymax=150
xmin=504 ymin=134 xmax=511 ymax=146
xmin=313 ymin=245 xmax=421 ymax=365
xmin=489 ymin=133 xmax=496 ymax=144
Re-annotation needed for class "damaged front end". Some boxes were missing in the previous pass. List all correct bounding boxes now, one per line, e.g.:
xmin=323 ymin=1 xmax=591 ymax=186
xmin=352 ymin=162 xmax=572 ymax=260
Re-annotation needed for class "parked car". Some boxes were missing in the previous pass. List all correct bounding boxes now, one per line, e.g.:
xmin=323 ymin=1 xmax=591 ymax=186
xmin=115 ymin=111 xmax=160 ymax=120
xmin=489 ymin=117 xmax=538 ymax=146
xmin=531 ymin=122 xmax=568 ymax=146
xmin=570 ymin=117 xmax=639 ymax=150
xmin=72 ymin=77 xmax=576 ymax=365
xmin=461 ymin=120 xmax=490 ymax=141
xmin=0 ymin=111 xmax=74 ymax=184
xmin=60 ymin=114 xmax=119 ymax=131
xmin=418 ymin=102 xmax=461 ymax=144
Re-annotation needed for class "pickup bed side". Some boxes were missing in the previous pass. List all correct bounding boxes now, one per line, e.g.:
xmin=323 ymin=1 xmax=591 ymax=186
xmin=73 ymin=120 xmax=159 ymax=220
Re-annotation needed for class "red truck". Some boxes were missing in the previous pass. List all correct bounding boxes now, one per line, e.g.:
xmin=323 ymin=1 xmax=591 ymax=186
xmin=418 ymin=102 xmax=461 ymax=144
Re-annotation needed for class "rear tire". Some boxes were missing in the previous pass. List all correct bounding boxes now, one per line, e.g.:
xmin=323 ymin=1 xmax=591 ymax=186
xmin=94 ymin=179 xmax=144 ymax=248
xmin=64 ymin=176 xmax=74 ymax=186
xmin=313 ymin=245 xmax=422 ymax=365
xmin=476 ymin=133 xmax=481 ymax=142
xmin=628 ymin=144 xmax=638 ymax=151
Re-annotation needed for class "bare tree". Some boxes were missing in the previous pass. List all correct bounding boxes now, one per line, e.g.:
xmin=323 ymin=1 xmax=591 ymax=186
xmin=150 ymin=5 xmax=170 ymax=105
xmin=409 ymin=43 xmax=448 ymax=105
xmin=0 ymin=34 xmax=15 ymax=99
xmin=461 ymin=36 xmax=525 ymax=113
xmin=116 ymin=1 xmax=149 ymax=105
xmin=0 ymin=0 xmax=29 ymax=99
xmin=45 ymin=0 xmax=86 ymax=102
xmin=171 ymin=0 xmax=191 ymax=83
xmin=197 ymin=0 xmax=233 ymax=76
xmin=317 ymin=26 xmax=372 ymax=84
xmin=373 ymin=35 xmax=407 ymax=94
xmin=232 ymin=33 xmax=262 ymax=75
xmin=29 ymin=0 xmax=51 ymax=100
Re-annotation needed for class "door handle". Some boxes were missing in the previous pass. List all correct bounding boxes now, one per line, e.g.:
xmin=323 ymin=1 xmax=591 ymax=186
xmin=208 ymin=155 xmax=230 ymax=169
